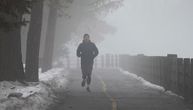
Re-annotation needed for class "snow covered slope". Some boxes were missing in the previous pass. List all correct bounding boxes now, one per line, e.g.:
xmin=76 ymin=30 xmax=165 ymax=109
xmin=0 ymin=68 xmax=69 ymax=110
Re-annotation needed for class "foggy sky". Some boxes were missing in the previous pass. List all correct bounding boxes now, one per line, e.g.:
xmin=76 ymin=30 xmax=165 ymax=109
xmin=99 ymin=0 xmax=193 ymax=58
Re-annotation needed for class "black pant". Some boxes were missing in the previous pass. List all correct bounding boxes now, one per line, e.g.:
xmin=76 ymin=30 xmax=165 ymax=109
xmin=81 ymin=60 xmax=94 ymax=85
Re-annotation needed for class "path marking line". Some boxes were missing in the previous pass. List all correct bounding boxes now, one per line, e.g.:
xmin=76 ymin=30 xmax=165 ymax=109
xmin=98 ymin=76 xmax=117 ymax=110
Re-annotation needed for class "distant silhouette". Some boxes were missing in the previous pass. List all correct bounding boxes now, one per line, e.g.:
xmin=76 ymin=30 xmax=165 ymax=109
xmin=76 ymin=34 xmax=99 ymax=92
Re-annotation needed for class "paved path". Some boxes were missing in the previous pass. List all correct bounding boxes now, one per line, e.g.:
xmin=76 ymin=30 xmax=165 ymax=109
xmin=50 ymin=69 xmax=192 ymax=110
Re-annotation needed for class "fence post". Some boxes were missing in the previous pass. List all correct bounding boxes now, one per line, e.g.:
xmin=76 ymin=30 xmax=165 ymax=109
xmin=126 ymin=55 xmax=131 ymax=73
xmin=146 ymin=57 xmax=151 ymax=81
xmin=106 ymin=54 xmax=110 ymax=68
xmin=177 ymin=58 xmax=184 ymax=96
xmin=184 ymin=58 xmax=191 ymax=102
xmin=191 ymin=59 xmax=193 ymax=102
xmin=115 ymin=54 xmax=119 ymax=68
xmin=159 ymin=57 xmax=165 ymax=87
xmin=150 ymin=57 xmax=154 ymax=83
xmin=143 ymin=56 xmax=149 ymax=79
xmin=170 ymin=55 xmax=178 ymax=93
xmin=111 ymin=54 xmax=114 ymax=68
xmin=133 ymin=56 xmax=138 ymax=74
xmin=164 ymin=54 xmax=177 ymax=91
xmin=156 ymin=57 xmax=161 ymax=85
xmin=153 ymin=57 xmax=158 ymax=84
xmin=101 ymin=55 xmax=105 ymax=68
xmin=140 ymin=56 xmax=146 ymax=78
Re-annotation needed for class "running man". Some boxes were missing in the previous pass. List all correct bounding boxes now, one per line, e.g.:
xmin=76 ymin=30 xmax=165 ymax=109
xmin=76 ymin=34 xmax=99 ymax=92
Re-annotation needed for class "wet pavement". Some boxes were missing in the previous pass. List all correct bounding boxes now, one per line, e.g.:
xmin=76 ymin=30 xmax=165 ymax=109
xmin=49 ymin=69 xmax=192 ymax=110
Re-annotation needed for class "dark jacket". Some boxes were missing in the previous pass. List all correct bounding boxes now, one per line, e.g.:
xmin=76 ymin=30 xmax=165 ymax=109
xmin=76 ymin=41 xmax=99 ymax=64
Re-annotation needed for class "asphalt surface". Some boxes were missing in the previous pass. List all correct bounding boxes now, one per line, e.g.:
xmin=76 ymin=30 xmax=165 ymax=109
xmin=49 ymin=68 xmax=192 ymax=110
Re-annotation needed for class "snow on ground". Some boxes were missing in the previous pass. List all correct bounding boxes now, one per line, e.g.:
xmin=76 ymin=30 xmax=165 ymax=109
xmin=0 ymin=67 xmax=69 ymax=110
xmin=119 ymin=69 xmax=184 ymax=99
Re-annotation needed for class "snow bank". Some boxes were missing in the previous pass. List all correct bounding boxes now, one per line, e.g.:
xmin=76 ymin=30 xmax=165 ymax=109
xmin=0 ymin=67 xmax=69 ymax=110
xmin=119 ymin=69 xmax=183 ymax=99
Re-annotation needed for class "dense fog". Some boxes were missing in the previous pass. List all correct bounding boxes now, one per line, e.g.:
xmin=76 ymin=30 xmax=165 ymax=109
xmin=99 ymin=0 xmax=193 ymax=58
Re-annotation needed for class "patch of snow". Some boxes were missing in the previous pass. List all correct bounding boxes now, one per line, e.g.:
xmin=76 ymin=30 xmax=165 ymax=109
xmin=119 ymin=69 xmax=183 ymax=99
xmin=165 ymin=90 xmax=184 ymax=99
xmin=119 ymin=69 xmax=164 ymax=91
xmin=39 ymin=68 xmax=68 ymax=89
xmin=0 ymin=67 xmax=69 ymax=110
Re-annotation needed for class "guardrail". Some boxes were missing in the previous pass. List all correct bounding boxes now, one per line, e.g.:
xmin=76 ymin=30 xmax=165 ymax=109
xmin=63 ymin=54 xmax=120 ymax=69
xmin=119 ymin=54 xmax=193 ymax=102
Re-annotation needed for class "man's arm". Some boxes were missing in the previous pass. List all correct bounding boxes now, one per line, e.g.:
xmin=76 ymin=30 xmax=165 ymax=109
xmin=93 ymin=43 xmax=99 ymax=58
xmin=76 ymin=44 xmax=82 ymax=57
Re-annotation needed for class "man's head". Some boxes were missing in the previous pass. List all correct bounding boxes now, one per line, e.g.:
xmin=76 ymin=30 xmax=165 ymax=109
xmin=83 ymin=34 xmax=90 ymax=42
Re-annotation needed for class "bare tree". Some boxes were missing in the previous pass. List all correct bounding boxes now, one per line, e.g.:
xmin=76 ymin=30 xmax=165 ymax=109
xmin=42 ymin=1 xmax=59 ymax=72
xmin=25 ymin=0 xmax=44 ymax=82
xmin=0 ymin=0 xmax=31 ymax=82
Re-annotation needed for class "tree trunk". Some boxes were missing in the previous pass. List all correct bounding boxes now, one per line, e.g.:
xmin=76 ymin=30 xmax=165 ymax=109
xmin=42 ymin=4 xmax=57 ymax=72
xmin=0 ymin=28 xmax=25 ymax=81
xmin=25 ymin=0 xmax=44 ymax=82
